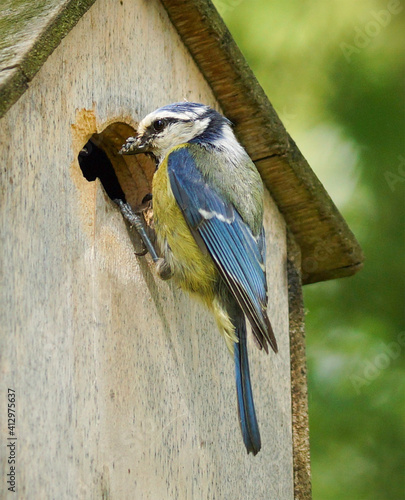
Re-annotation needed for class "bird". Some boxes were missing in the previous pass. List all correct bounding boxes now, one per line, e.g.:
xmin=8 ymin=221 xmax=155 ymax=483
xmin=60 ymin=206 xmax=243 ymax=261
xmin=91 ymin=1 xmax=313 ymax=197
xmin=120 ymin=102 xmax=278 ymax=455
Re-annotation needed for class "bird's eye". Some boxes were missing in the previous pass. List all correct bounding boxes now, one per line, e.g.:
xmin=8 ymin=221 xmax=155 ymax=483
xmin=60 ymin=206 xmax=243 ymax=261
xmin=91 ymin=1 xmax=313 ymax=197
xmin=153 ymin=119 xmax=165 ymax=132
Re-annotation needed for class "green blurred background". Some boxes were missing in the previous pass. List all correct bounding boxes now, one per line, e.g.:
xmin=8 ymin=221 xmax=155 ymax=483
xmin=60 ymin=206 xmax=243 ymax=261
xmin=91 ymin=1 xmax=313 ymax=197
xmin=212 ymin=0 xmax=404 ymax=498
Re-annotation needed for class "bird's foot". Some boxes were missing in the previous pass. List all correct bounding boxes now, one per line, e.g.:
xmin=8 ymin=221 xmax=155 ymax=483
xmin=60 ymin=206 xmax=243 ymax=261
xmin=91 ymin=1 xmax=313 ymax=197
xmin=155 ymin=258 xmax=173 ymax=280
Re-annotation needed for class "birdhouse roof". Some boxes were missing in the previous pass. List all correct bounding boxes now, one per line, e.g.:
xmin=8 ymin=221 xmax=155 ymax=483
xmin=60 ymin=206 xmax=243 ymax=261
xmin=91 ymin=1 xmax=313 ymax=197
xmin=0 ymin=0 xmax=363 ymax=284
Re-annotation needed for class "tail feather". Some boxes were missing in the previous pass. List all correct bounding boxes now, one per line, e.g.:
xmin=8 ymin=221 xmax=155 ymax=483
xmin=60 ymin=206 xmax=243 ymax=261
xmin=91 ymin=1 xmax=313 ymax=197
xmin=234 ymin=312 xmax=261 ymax=455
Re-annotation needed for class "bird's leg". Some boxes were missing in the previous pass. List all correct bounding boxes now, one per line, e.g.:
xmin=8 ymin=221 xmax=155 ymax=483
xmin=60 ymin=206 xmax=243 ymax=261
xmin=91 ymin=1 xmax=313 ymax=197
xmin=114 ymin=199 xmax=159 ymax=262
xmin=114 ymin=199 xmax=173 ymax=280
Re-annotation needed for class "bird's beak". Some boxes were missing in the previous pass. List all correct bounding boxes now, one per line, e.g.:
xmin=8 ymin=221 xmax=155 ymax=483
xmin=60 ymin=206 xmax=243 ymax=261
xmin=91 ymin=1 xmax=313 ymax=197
xmin=119 ymin=135 xmax=149 ymax=155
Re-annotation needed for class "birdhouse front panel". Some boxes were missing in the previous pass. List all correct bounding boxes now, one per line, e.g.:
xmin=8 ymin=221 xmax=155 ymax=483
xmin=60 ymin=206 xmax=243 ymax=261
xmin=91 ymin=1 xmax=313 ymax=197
xmin=0 ymin=0 xmax=296 ymax=499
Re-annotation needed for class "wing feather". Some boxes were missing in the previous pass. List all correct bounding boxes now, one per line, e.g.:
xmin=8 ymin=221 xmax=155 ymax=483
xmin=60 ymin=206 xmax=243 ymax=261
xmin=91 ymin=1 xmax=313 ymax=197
xmin=167 ymin=146 xmax=277 ymax=353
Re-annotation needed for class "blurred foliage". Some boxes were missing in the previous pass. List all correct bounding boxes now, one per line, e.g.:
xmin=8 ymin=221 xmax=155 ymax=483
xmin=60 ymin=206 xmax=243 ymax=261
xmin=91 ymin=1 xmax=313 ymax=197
xmin=212 ymin=0 xmax=405 ymax=498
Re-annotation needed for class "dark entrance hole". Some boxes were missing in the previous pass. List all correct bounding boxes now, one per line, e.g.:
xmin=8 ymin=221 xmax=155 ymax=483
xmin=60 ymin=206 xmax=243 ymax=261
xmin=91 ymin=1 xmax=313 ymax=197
xmin=78 ymin=122 xmax=156 ymax=255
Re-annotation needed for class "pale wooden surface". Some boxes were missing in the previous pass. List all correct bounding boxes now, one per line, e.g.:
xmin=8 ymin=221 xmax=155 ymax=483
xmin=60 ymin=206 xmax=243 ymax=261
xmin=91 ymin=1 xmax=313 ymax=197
xmin=0 ymin=0 xmax=293 ymax=499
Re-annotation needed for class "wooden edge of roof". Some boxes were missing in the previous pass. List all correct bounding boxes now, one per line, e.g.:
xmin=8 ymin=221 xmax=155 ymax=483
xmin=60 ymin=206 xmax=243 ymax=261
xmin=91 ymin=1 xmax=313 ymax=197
xmin=0 ymin=0 xmax=364 ymax=285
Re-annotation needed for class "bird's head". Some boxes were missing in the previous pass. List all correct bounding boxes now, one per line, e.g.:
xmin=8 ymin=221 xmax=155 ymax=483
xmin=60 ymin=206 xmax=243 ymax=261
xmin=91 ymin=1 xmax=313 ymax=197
xmin=119 ymin=102 xmax=235 ymax=163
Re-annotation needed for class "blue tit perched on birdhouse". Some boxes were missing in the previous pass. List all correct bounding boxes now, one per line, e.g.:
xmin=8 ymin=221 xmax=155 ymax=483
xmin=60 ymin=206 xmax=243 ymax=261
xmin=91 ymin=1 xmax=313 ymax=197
xmin=120 ymin=102 xmax=278 ymax=456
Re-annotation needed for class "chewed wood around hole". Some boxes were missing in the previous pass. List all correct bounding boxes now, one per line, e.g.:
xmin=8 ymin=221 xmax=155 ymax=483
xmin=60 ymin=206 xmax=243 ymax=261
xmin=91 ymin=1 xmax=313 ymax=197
xmin=77 ymin=121 xmax=157 ymax=255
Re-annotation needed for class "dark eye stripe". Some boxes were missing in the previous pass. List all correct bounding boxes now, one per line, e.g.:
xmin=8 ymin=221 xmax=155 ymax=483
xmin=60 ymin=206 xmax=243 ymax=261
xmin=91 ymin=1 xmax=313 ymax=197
xmin=149 ymin=117 xmax=193 ymax=134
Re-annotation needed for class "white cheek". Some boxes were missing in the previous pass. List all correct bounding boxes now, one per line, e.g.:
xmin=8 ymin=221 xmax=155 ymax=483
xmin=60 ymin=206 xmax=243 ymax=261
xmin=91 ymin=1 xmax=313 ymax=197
xmin=154 ymin=118 xmax=210 ymax=158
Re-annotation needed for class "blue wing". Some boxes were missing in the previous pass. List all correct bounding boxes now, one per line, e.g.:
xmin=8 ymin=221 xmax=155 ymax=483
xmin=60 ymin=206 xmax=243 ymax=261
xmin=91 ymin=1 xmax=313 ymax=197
xmin=167 ymin=146 xmax=277 ymax=353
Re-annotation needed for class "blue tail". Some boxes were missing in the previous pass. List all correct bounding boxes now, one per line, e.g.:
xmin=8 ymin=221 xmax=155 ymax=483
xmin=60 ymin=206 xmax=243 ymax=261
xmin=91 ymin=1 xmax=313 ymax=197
xmin=233 ymin=311 xmax=261 ymax=455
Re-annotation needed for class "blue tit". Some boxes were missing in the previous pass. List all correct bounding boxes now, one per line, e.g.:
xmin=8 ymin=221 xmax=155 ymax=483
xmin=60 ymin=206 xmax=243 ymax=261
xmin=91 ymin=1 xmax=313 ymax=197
xmin=120 ymin=102 xmax=278 ymax=455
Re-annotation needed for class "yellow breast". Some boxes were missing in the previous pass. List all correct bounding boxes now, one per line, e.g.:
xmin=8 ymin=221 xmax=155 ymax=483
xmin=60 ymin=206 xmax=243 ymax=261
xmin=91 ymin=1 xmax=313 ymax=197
xmin=152 ymin=146 xmax=219 ymax=302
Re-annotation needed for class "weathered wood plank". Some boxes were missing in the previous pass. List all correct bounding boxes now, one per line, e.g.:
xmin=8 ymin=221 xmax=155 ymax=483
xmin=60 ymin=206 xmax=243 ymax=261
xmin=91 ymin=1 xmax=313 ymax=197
xmin=288 ymin=232 xmax=312 ymax=499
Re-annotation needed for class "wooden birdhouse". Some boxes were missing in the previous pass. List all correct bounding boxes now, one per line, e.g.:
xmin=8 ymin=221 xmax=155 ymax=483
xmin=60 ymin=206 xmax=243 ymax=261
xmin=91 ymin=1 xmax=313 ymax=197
xmin=0 ymin=1 xmax=363 ymax=499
